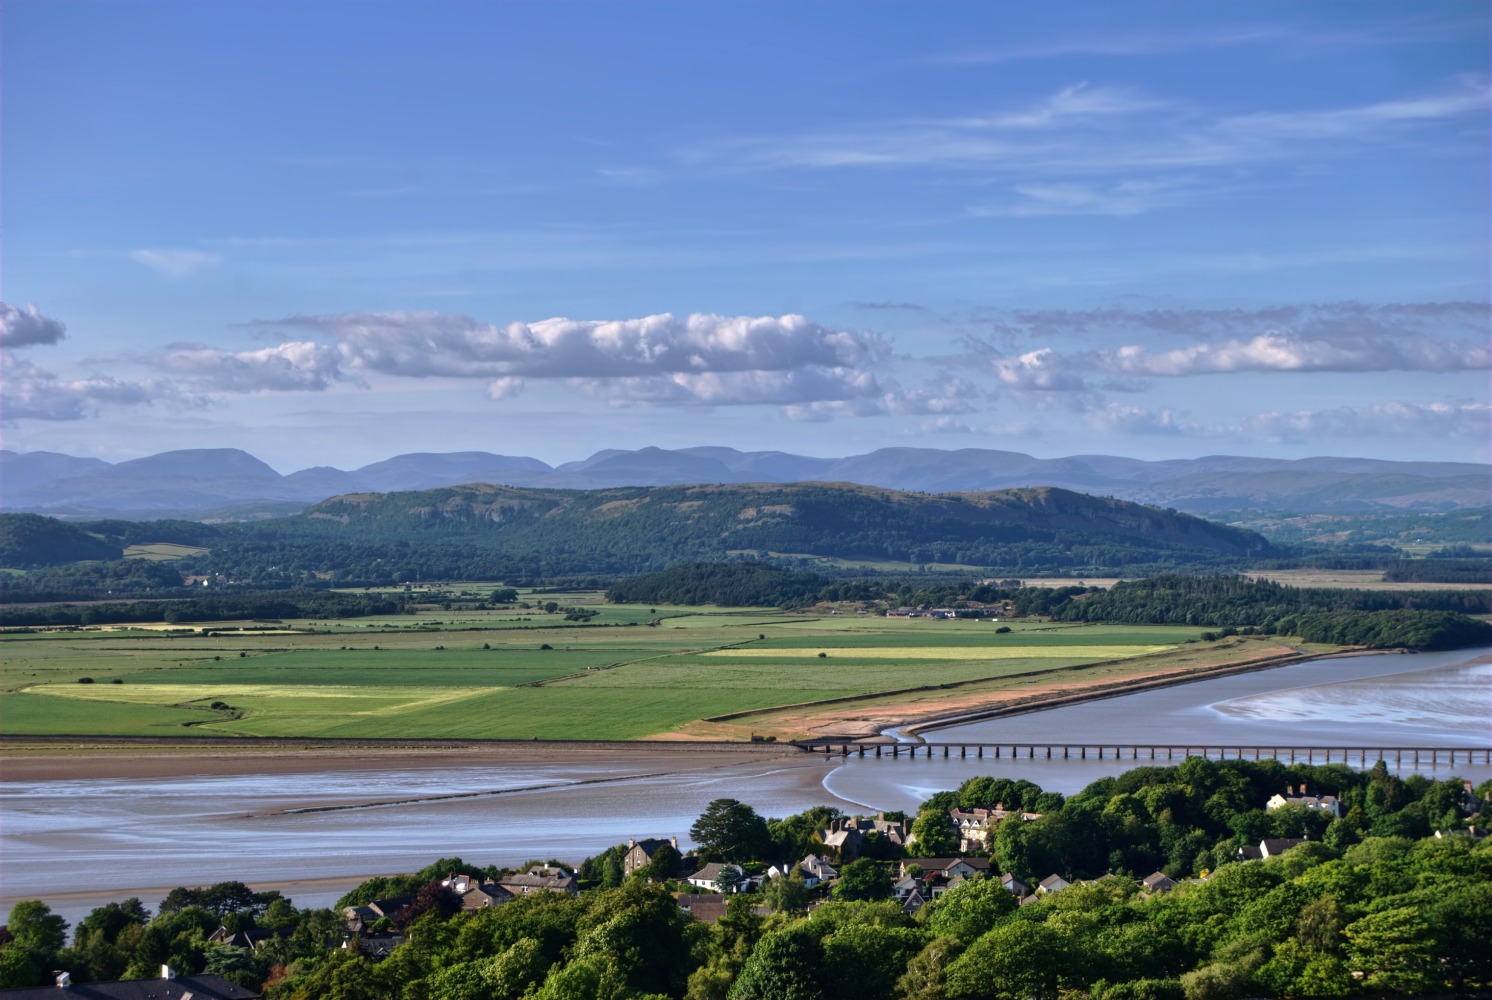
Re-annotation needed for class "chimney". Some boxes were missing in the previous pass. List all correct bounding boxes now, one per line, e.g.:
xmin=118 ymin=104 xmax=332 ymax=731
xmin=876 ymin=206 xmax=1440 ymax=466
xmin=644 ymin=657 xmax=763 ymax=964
xmin=670 ymin=836 xmax=678 ymax=849
xmin=627 ymin=837 xmax=635 ymax=849
xmin=1300 ymin=783 xmax=1307 ymax=795
xmin=161 ymin=965 xmax=176 ymax=980
xmin=55 ymin=971 xmax=71 ymax=988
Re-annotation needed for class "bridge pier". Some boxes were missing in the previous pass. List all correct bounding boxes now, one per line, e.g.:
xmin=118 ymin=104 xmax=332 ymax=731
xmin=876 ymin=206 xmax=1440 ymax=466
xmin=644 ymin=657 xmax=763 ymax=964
xmin=960 ymin=746 xmax=966 ymax=758
xmin=1045 ymin=746 xmax=1052 ymax=758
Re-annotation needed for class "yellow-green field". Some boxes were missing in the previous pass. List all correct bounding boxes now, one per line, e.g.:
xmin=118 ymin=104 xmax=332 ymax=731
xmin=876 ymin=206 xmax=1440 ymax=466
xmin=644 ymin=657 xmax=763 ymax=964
xmin=0 ymin=597 xmax=1215 ymax=740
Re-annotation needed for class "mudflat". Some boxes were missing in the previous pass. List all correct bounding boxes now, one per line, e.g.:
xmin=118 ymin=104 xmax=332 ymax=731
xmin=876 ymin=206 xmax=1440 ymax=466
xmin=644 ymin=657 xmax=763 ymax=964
xmin=0 ymin=738 xmax=797 ymax=783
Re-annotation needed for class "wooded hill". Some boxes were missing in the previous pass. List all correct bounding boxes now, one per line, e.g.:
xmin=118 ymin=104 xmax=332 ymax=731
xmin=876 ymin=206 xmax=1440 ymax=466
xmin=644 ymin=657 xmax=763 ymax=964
xmin=278 ymin=482 xmax=1272 ymax=579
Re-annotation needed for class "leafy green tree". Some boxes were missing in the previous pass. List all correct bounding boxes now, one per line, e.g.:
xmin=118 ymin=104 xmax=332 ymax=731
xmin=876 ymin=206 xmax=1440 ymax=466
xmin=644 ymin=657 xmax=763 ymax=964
xmin=897 ymin=935 xmax=965 ymax=1000
xmin=833 ymin=859 xmax=892 ymax=902
xmin=1345 ymin=905 xmax=1440 ymax=994
xmin=922 ymin=876 xmax=1017 ymax=942
xmin=573 ymin=881 xmax=702 ymax=998
xmin=762 ymin=869 xmax=811 ymax=915
xmin=822 ymin=923 xmax=926 ymax=1000
xmin=727 ymin=925 xmax=824 ymax=1000
xmin=5 ymin=900 xmax=67 ymax=958
xmin=911 ymin=808 xmax=959 ymax=857
xmin=691 ymin=799 xmax=771 ymax=863
xmin=640 ymin=842 xmax=682 ymax=882
xmin=0 ymin=901 xmax=67 ymax=986
xmin=945 ymin=919 xmax=1062 ymax=1000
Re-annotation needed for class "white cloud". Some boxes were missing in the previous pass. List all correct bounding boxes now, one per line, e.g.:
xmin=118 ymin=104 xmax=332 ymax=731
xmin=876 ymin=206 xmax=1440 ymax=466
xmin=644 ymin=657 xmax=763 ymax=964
xmin=0 ymin=303 xmax=67 ymax=348
xmin=990 ymin=348 xmax=1089 ymax=391
xmin=265 ymin=311 xmax=886 ymax=380
xmin=129 ymin=249 xmax=223 ymax=277
xmin=1105 ymin=332 xmax=1489 ymax=376
xmin=1084 ymin=403 xmax=1184 ymax=435
xmin=1239 ymin=402 xmax=1492 ymax=441
xmin=687 ymin=76 xmax=1488 ymax=198
xmin=0 ymin=353 xmax=189 ymax=422
xmin=1076 ymin=400 xmax=1491 ymax=443
xmin=485 ymin=377 xmax=526 ymax=400
xmin=156 ymin=341 xmax=348 ymax=392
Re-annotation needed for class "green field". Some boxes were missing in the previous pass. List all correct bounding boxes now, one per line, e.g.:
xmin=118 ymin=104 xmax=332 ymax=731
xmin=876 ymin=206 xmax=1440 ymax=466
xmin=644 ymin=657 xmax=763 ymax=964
xmin=0 ymin=598 xmax=1210 ymax=739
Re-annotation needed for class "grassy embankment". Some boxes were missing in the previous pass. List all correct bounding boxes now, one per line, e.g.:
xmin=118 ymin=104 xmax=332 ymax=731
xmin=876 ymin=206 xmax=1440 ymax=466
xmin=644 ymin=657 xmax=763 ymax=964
xmin=1 ymin=588 xmax=1325 ymax=741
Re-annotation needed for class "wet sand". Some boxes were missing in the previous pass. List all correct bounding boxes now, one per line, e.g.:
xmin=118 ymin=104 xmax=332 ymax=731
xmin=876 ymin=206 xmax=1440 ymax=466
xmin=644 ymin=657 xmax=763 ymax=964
xmin=0 ymin=738 xmax=796 ymax=784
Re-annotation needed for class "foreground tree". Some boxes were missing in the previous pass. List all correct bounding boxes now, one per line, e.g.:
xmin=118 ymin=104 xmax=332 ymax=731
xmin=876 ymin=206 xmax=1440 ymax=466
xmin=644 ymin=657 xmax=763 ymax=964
xmin=691 ymin=799 xmax=771 ymax=863
xmin=833 ymin=859 xmax=893 ymax=902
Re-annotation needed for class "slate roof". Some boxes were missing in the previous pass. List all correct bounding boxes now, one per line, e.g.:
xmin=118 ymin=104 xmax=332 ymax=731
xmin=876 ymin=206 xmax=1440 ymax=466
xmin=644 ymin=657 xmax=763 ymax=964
xmin=0 ymin=974 xmax=258 ymax=999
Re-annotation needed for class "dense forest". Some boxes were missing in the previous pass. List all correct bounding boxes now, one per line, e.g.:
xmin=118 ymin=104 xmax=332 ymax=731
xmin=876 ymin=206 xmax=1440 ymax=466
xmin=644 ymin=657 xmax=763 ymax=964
xmin=3 ymin=759 xmax=1485 ymax=1000
xmin=606 ymin=563 xmax=832 ymax=607
xmin=1030 ymin=575 xmax=1492 ymax=649
xmin=0 ymin=590 xmax=406 ymax=628
xmin=0 ymin=513 xmax=121 ymax=567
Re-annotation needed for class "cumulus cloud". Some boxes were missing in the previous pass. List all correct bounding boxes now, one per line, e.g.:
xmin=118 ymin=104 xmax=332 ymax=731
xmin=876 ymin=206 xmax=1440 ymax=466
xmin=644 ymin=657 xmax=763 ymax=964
xmin=156 ymin=341 xmax=348 ymax=392
xmin=0 ymin=353 xmax=189 ymax=422
xmin=263 ymin=310 xmax=887 ymax=380
xmin=0 ymin=303 xmax=67 ymax=349
xmin=990 ymin=347 xmax=1090 ymax=391
xmin=969 ymin=301 xmax=1490 ymax=393
xmin=1084 ymin=403 xmax=1185 ymax=435
xmin=129 ymin=249 xmax=222 ymax=277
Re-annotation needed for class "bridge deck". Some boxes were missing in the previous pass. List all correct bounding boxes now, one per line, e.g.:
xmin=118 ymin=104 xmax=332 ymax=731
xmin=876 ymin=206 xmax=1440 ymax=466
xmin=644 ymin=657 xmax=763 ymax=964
xmin=791 ymin=740 xmax=1492 ymax=765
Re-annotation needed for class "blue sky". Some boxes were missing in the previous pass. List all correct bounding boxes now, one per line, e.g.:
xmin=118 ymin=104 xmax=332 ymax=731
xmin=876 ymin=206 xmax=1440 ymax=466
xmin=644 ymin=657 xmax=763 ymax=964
xmin=3 ymin=1 xmax=1488 ymax=472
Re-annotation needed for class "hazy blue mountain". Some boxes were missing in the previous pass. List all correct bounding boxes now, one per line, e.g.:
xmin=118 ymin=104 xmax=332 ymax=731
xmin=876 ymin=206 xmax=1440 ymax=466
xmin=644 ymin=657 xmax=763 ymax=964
xmin=0 ymin=450 xmax=112 ymax=493
xmin=3 ymin=444 xmax=1486 ymax=519
xmin=349 ymin=451 xmax=553 ymax=492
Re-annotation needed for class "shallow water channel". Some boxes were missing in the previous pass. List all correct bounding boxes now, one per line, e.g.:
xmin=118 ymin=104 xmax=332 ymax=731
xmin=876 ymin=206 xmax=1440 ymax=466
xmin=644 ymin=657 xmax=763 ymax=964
xmin=2 ymin=646 xmax=1488 ymax=923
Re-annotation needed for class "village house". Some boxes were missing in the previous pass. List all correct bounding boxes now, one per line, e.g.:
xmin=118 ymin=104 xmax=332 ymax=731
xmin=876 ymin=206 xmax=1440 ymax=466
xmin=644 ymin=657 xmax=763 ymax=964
xmin=0 ymin=969 xmax=259 ymax=999
xmin=206 ymin=925 xmax=292 ymax=952
xmin=440 ymin=871 xmax=513 ymax=910
xmin=820 ymin=813 xmax=912 ymax=859
xmin=1140 ymin=871 xmax=1179 ymax=894
xmin=687 ymin=862 xmax=746 ymax=893
xmin=949 ymin=802 xmax=1042 ymax=851
xmin=765 ymin=854 xmax=838 ymax=887
xmin=622 ymin=836 xmax=679 ymax=875
xmin=675 ymin=892 xmax=731 ymax=924
xmin=1037 ymin=873 xmax=1071 ymax=894
xmin=342 ymin=893 xmax=416 ymax=932
xmin=999 ymin=872 xmax=1029 ymax=897
xmin=497 ymin=865 xmax=578 ymax=896
xmin=1237 ymin=836 xmax=1308 ymax=861
xmin=900 ymin=857 xmax=992 ymax=881
xmin=1265 ymin=784 xmax=1342 ymax=817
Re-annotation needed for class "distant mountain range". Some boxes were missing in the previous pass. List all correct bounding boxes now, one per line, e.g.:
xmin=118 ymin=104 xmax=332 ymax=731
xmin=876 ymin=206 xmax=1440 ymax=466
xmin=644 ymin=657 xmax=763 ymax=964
xmin=2 ymin=445 xmax=1486 ymax=520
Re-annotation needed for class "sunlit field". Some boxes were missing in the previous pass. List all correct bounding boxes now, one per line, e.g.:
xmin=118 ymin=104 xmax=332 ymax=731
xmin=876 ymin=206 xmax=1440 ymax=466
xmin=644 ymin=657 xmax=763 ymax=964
xmin=0 ymin=591 xmax=1214 ymax=740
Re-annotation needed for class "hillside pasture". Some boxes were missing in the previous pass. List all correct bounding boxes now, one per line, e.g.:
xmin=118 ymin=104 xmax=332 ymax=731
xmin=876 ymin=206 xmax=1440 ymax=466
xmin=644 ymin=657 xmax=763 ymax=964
xmin=123 ymin=542 xmax=211 ymax=560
